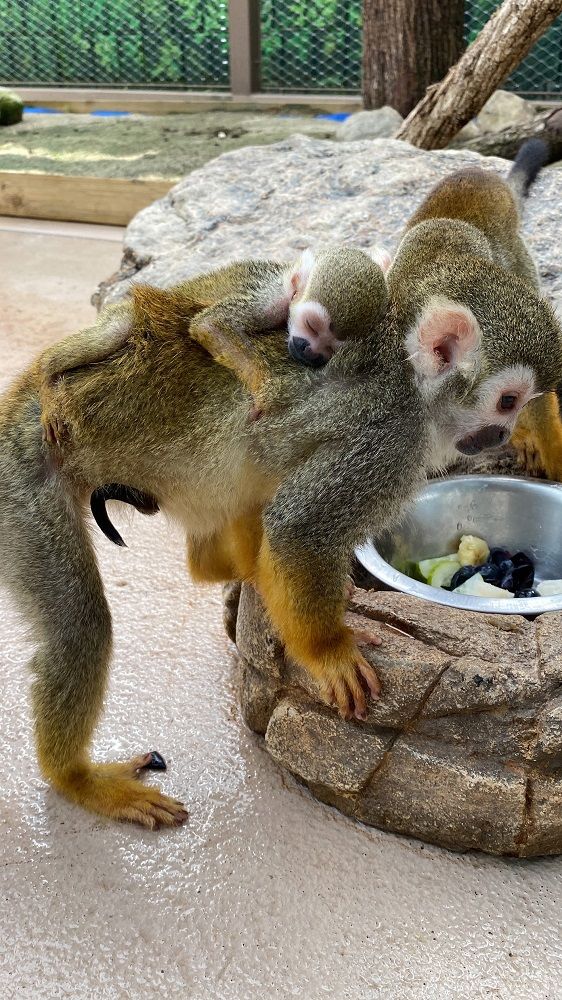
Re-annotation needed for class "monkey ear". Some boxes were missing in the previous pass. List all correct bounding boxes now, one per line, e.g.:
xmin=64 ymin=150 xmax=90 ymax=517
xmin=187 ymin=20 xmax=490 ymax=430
xmin=288 ymin=248 xmax=316 ymax=299
xmin=406 ymin=297 xmax=482 ymax=384
xmin=368 ymin=246 xmax=392 ymax=274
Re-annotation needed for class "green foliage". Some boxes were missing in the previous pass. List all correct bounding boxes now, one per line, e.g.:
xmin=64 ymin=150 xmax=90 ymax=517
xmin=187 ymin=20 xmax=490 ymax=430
xmin=260 ymin=0 xmax=361 ymax=91
xmin=0 ymin=0 xmax=229 ymax=87
xmin=0 ymin=0 xmax=560 ymax=96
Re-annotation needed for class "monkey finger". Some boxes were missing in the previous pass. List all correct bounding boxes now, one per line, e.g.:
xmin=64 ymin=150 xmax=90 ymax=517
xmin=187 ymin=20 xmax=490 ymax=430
xmin=344 ymin=575 xmax=355 ymax=601
xmin=141 ymin=749 xmax=167 ymax=771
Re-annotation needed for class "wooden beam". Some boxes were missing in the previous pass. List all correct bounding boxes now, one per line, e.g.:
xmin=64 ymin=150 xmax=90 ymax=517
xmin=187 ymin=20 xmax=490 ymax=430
xmin=0 ymin=172 xmax=174 ymax=226
xmin=228 ymin=0 xmax=261 ymax=96
xmin=15 ymin=87 xmax=361 ymax=115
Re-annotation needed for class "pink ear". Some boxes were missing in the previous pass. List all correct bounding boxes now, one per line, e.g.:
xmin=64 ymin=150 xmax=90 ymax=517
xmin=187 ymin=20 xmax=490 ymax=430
xmin=407 ymin=299 xmax=481 ymax=381
xmin=288 ymin=248 xmax=316 ymax=300
xmin=370 ymin=246 xmax=392 ymax=274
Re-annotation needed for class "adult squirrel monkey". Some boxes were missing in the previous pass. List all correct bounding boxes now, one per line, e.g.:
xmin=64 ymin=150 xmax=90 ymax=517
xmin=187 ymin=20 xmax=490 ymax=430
xmin=3 ymin=174 xmax=562 ymax=825
xmin=387 ymin=137 xmax=562 ymax=480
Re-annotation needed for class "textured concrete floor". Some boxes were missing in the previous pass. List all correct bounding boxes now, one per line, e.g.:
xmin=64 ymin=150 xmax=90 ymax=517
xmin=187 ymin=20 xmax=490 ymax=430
xmin=1 ymin=218 xmax=562 ymax=1000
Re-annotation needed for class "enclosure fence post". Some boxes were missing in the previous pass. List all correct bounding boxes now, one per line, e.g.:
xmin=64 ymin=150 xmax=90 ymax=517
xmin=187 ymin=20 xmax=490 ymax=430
xmin=228 ymin=0 xmax=261 ymax=95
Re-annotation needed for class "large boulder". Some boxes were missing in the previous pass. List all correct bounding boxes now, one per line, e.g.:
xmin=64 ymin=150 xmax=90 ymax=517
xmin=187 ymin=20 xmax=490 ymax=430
xmin=232 ymin=583 xmax=562 ymax=857
xmin=95 ymin=135 xmax=562 ymax=319
xmin=337 ymin=106 xmax=404 ymax=141
xmin=0 ymin=88 xmax=23 ymax=127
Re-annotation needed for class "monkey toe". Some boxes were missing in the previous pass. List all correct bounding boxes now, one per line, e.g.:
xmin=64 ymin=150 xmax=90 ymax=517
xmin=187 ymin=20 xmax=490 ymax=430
xmin=140 ymin=750 xmax=167 ymax=772
xmin=353 ymin=626 xmax=382 ymax=648
xmin=356 ymin=654 xmax=382 ymax=701
xmin=325 ymin=658 xmax=379 ymax=721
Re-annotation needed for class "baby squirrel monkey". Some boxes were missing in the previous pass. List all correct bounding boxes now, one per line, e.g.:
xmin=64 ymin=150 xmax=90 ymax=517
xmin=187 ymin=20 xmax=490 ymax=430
xmin=40 ymin=244 xmax=389 ymax=439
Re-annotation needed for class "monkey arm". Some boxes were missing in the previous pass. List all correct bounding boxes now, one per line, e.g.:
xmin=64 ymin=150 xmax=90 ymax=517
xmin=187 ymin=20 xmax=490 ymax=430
xmin=188 ymin=297 xmax=283 ymax=403
xmin=256 ymin=440 xmax=386 ymax=720
xmin=187 ymin=510 xmax=263 ymax=584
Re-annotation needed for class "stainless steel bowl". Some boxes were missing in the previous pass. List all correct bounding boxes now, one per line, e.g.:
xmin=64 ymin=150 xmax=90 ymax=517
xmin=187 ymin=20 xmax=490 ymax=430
xmin=355 ymin=474 xmax=562 ymax=615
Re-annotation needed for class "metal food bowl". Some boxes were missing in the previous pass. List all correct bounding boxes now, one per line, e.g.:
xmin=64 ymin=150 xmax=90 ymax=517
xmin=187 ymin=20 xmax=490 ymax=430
xmin=355 ymin=474 xmax=562 ymax=615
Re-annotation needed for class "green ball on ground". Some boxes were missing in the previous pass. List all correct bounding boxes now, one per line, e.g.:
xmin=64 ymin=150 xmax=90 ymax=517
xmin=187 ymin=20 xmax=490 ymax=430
xmin=0 ymin=88 xmax=24 ymax=126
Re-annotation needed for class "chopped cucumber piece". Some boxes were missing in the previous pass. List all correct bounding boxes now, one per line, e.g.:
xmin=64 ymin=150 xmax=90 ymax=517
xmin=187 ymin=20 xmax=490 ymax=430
xmin=428 ymin=559 xmax=461 ymax=589
xmin=453 ymin=572 xmax=513 ymax=599
xmin=418 ymin=553 xmax=458 ymax=580
xmin=536 ymin=580 xmax=562 ymax=597
xmin=457 ymin=534 xmax=490 ymax=567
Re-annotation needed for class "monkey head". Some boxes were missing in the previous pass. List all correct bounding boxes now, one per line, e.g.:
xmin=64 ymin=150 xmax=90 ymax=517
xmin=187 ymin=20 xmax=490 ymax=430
xmin=286 ymin=245 xmax=391 ymax=367
xmin=403 ymin=265 xmax=562 ymax=470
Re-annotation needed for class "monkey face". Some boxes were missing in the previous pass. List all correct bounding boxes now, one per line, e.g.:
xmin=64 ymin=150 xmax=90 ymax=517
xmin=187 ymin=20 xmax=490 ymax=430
xmin=287 ymin=246 xmax=389 ymax=367
xmin=453 ymin=365 xmax=542 ymax=457
xmin=404 ymin=293 xmax=560 ymax=468
xmin=287 ymin=299 xmax=342 ymax=367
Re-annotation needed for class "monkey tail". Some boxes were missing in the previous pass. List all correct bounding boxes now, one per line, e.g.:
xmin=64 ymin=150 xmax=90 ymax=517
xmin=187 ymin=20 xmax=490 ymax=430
xmin=90 ymin=484 xmax=160 ymax=547
xmin=507 ymin=138 xmax=550 ymax=202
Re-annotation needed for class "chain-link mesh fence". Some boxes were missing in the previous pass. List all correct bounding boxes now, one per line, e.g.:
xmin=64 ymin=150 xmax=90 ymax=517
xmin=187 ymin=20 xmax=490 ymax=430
xmin=0 ymin=1 xmax=560 ymax=97
xmin=260 ymin=1 xmax=562 ymax=96
xmin=260 ymin=0 xmax=361 ymax=93
xmin=0 ymin=0 xmax=229 ymax=89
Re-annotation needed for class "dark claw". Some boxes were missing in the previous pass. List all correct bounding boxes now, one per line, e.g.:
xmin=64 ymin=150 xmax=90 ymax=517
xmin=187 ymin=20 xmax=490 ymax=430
xmin=142 ymin=750 xmax=167 ymax=771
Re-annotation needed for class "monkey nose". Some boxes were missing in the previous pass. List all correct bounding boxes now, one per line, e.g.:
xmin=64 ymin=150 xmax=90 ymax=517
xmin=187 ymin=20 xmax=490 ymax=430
xmin=289 ymin=337 xmax=328 ymax=368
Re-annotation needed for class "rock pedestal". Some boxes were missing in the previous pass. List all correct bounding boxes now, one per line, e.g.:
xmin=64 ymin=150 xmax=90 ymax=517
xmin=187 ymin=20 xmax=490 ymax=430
xmin=229 ymin=583 xmax=562 ymax=857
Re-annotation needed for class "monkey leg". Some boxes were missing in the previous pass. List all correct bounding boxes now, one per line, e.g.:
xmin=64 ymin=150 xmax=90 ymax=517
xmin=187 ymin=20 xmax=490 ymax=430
xmin=38 ymin=304 xmax=133 ymax=445
xmin=511 ymin=392 xmax=562 ymax=482
xmin=2 ymin=464 xmax=186 ymax=829
xmin=187 ymin=510 xmax=263 ymax=584
xmin=257 ymin=535 xmax=381 ymax=721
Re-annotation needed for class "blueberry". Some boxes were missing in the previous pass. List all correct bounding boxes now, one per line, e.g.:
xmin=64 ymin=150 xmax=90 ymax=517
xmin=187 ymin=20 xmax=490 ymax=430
xmin=511 ymin=552 xmax=535 ymax=590
xmin=489 ymin=547 xmax=511 ymax=566
xmin=514 ymin=589 xmax=540 ymax=599
xmin=479 ymin=562 xmax=502 ymax=585
xmin=450 ymin=565 xmax=480 ymax=590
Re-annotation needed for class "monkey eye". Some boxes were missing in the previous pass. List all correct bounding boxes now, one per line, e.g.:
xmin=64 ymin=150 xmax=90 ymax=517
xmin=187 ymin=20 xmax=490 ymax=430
xmin=498 ymin=393 xmax=518 ymax=412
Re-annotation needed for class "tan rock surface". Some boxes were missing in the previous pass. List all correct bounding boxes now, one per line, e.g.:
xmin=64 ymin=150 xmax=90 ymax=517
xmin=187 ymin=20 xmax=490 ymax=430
xmin=230 ymin=583 xmax=562 ymax=857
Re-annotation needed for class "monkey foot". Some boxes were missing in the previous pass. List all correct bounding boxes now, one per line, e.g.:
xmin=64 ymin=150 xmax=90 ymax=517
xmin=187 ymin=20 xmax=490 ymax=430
xmin=323 ymin=643 xmax=382 ymax=722
xmin=49 ymin=753 xmax=188 ymax=830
